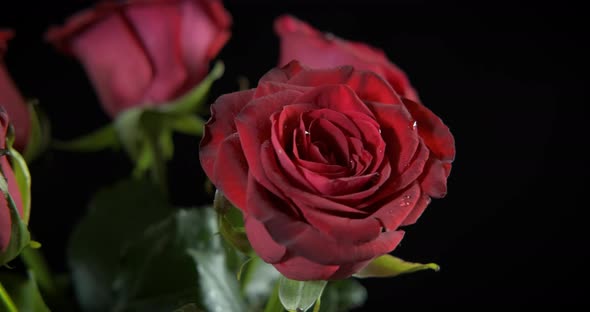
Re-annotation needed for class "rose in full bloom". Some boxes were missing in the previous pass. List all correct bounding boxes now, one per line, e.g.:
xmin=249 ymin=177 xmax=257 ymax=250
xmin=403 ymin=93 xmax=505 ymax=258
xmin=200 ymin=61 xmax=455 ymax=280
xmin=275 ymin=15 xmax=419 ymax=102
xmin=0 ymin=30 xmax=31 ymax=151
xmin=46 ymin=0 xmax=232 ymax=117
xmin=0 ymin=108 xmax=24 ymax=252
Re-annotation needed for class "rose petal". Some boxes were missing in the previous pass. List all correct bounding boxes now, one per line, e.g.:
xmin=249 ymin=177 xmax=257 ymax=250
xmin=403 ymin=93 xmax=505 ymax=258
xmin=125 ymin=3 xmax=187 ymax=104
xmin=270 ymin=116 xmax=317 ymax=193
xmin=324 ymin=161 xmax=391 ymax=207
xmin=259 ymin=141 xmax=364 ymax=215
xmin=366 ymin=101 xmax=419 ymax=174
xmin=254 ymin=81 xmax=311 ymax=99
xmin=248 ymin=150 xmax=405 ymax=265
xmin=275 ymin=15 xmax=418 ymax=101
xmin=419 ymin=157 xmax=451 ymax=198
xmin=295 ymin=84 xmax=375 ymax=118
xmin=180 ymin=0 xmax=231 ymax=87
xmin=306 ymin=109 xmax=361 ymax=138
xmin=258 ymin=60 xmax=304 ymax=84
xmin=308 ymin=118 xmax=350 ymax=165
xmin=345 ymin=68 xmax=403 ymax=105
xmin=244 ymin=214 xmax=287 ymax=263
xmin=274 ymin=255 xmax=340 ymax=281
xmin=67 ymin=13 xmax=155 ymax=117
xmin=0 ymin=58 xmax=31 ymax=151
xmin=371 ymin=182 xmax=421 ymax=231
xmin=403 ymin=98 xmax=455 ymax=162
xmin=276 ymin=103 xmax=314 ymax=149
xmin=200 ymin=89 xmax=255 ymax=182
xmin=212 ymin=134 xmax=249 ymax=210
xmin=401 ymin=192 xmax=432 ymax=226
xmin=328 ymin=259 xmax=372 ymax=280
xmin=235 ymin=90 xmax=303 ymax=193
xmin=359 ymin=141 xmax=428 ymax=208
xmin=297 ymin=203 xmax=382 ymax=243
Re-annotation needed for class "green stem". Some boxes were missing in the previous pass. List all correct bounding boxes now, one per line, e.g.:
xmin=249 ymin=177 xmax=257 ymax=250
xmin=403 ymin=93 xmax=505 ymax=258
xmin=263 ymin=281 xmax=284 ymax=312
xmin=0 ymin=282 xmax=18 ymax=312
xmin=145 ymin=133 xmax=167 ymax=196
xmin=20 ymin=247 xmax=57 ymax=296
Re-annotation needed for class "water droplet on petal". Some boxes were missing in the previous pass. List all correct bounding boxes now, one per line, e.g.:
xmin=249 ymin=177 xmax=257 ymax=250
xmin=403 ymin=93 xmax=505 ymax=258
xmin=305 ymin=130 xmax=310 ymax=135
xmin=404 ymin=195 xmax=411 ymax=199
xmin=378 ymin=128 xmax=382 ymax=134
xmin=400 ymin=201 xmax=411 ymax=207
xmin=412 ymin=121 xmax=418 ymax=129
xmin=324 ymin=32 xmax=336 ymax=41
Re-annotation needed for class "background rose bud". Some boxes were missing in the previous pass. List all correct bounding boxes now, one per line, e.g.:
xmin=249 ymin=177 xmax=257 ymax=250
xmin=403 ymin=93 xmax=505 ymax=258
xmin=46 ymin=0 xmax=232 ymax=118
xmin=275 ymin=15 xmax=419 ymax=102
xmin=0 ymin=108 xmax=24 ymax=252
xmin=0 ymin=30 xmax=31 ymax=152
xmin=200 ymin=61 xmax=455 ymax=280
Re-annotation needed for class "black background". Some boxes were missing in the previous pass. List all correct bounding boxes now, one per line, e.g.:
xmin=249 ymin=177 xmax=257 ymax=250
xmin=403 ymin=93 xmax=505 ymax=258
xmin=1 ymin=0 xmax=588 ymax=308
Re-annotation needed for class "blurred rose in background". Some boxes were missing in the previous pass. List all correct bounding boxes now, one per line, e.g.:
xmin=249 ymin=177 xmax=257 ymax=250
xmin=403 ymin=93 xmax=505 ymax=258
xmin=0 ymin=30 xmax=31 ymax=152
xmin=46 ymin=0 xmax=232 ymax=117
xmin=275 ymin=15 xmax=419 ymax=102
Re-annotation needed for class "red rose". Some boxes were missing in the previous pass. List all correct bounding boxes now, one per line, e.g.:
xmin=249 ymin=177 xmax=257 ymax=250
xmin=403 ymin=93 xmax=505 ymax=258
xmin=200 ymin=61 xmax=455 ymax=280
xmin=0 ymin=30 xmax=31 ymax=151
xmin=0 ymin=108 xmax=24 ymax=252
xmin=275 ymin=15 xmax=419 ymax=102
xmin=46 ymin=0 xmax=232 ymax=117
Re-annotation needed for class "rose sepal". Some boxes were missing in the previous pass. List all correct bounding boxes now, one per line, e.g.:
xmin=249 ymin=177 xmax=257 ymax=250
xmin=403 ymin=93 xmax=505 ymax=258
xmin=22 ymin=100 xmax=51 ymax=163
xmin=353 ymin=253 xmax=439 ymax=278
xmin=1 ymin=124 xmax=31 ymax=265
xmin=278 ymin=276 xmax=327 ymax=312
xmin=214 ymin=190 xmax=252 ymax=254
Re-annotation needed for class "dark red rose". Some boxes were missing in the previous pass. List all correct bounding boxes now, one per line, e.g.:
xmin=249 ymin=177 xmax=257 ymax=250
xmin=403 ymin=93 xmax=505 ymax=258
xmin=46 ymin=0 xmax=232 ymax=117
xmin=0 ymin=30 xmax=31 ymax=152
xmin=275 ymin=15 xmax=419 ymax=103
xmin=0 ymin=108 xmax=24 ymax=252
xmin=200 ymin=61 xmax=455 ymax=280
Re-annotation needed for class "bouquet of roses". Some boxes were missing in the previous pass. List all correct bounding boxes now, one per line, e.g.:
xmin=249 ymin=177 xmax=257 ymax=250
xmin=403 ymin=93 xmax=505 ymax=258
xmin=1 ymin=1 xmax=455 ymax=311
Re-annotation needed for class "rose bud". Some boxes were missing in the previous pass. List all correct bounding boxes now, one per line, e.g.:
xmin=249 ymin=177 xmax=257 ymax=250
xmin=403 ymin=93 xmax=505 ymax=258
xmin=0 ymin=108 xmax=25 ymax=253
xmin=46 ymin=0 xmax=232 ymax=117
xmin=200 ymin=61 xmax=455 ymax=280
xmin=275 ymin=15 xmax=419 ymax=102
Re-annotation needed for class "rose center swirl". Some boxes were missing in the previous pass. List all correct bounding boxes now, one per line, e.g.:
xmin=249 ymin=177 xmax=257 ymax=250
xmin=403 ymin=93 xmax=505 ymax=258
xmin=270 ymin=105 xmax=387 ymax=197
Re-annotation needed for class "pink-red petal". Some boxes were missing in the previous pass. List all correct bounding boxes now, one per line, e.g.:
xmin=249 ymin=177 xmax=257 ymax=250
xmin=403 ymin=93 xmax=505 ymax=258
xmin=244 ymin=214 xmax=287 ymax=264
xmin=200 ymin=89 xmax=255 ymax=182
xmin=403 ymin=98 xmax=455 ymax=162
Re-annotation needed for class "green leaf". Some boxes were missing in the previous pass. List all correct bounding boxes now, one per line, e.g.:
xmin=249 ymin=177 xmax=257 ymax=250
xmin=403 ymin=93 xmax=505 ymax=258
xmin=23 ymin=100 xmax=51 ymax=162
xmin=0 ymin=271 xmax=50 ymax=312
xmin=278 ymin=277 xmax=327 ymax=312
xmin=353 ymin=254 xmax=440 ymax=278
xmin=8 ymin=147 xmax=31 ymax=224
xmin=113 ymin=207 xmax=246 ymax=312
xmin=188 ymin=247 xmax=246 ymax=312
xmin=0 ymin=167 xmax=30 ymax=265
xmin=67 ymin=179 xmax=170 ymax=312
xmin=318 ymin=279 xmax=367 ymax=312
xmin=158 ymin=61 xmax=225 ymax=115
xmin=52 ymin=123 xmax=119 ymax=152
